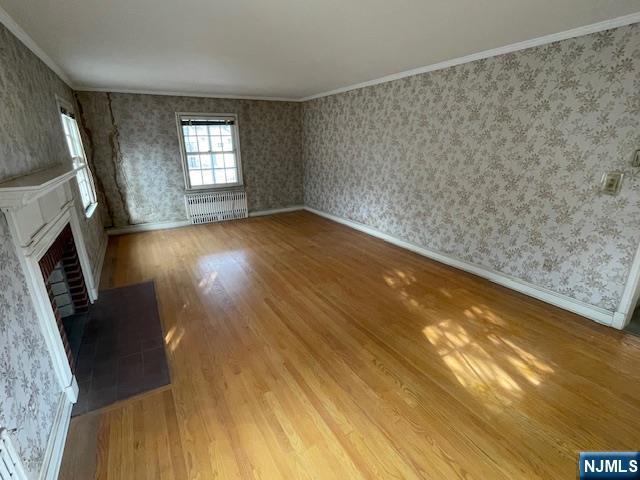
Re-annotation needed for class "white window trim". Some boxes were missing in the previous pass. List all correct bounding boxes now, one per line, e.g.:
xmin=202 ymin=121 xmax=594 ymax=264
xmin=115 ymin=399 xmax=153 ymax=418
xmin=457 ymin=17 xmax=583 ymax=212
xmin=175 ymin=112 xmax=244 ymax=191
xmin=55 ymin=95 xmax=98 ymax=218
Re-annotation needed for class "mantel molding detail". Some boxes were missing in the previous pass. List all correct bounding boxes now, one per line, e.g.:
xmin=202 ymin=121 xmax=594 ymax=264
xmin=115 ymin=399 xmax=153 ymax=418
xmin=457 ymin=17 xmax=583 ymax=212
xmin=0 ymin=165 xmax=76 ymax=210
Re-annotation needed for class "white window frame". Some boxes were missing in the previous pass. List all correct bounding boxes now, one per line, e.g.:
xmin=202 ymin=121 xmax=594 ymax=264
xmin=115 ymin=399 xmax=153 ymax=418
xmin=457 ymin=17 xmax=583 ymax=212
xmin=56 ymin=97 xmax=98 ymax=218
xmin=176 ymin=112 xmax=244 ymax=191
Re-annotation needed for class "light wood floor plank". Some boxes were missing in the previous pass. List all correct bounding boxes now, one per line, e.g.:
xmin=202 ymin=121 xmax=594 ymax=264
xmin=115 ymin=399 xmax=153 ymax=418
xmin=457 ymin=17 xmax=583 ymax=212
xmin=60 ymin=211 xmax=640 ymax=479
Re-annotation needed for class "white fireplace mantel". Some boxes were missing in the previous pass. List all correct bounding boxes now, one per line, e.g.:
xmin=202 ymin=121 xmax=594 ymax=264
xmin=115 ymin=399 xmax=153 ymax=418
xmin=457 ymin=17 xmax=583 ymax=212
xmin=0 ymin=164 xmax=97 ymax=405
xmin=0 ymin=164 xmax=77 ymax=210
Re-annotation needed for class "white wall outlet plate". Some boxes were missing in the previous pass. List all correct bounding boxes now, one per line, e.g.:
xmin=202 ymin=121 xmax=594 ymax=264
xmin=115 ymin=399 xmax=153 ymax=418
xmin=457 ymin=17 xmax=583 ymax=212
xmin=601 ymin=171 xmax=624 ymax=195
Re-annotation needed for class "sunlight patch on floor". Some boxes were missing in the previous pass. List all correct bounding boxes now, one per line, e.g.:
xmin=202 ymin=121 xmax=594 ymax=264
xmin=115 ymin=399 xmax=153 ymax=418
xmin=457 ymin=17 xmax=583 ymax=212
xmin=165 ymin=324 xmax=186 ymax=352
xmin=422 ymin=319 xmax=554 ymax=408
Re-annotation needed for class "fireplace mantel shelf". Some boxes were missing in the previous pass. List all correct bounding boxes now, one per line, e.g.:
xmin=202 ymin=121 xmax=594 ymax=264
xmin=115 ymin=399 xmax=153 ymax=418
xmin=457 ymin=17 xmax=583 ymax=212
xmin=0 ymin=164 xmax=77 ymax=210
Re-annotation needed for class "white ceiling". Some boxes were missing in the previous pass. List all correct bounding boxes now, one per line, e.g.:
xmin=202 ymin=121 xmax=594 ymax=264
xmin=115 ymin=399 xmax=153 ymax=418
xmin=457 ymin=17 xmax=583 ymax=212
xmin=1 ymin=0 xmax=640 ymax=100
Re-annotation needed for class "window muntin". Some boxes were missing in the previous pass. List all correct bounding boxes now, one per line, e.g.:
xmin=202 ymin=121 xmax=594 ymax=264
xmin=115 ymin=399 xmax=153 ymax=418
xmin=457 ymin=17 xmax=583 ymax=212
xmin=60 ymin=108 xmax=97 ymax=215
xmin=177 ymin=114 xmax=242 ymax=190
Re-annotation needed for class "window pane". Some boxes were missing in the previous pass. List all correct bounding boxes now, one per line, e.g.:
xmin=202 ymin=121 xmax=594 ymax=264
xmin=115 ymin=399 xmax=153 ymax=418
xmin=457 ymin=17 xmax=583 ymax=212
xmin=63 ymin=115 xmax=97 ymax=212
xmin=187 ymin=155 xmax=200 ymax=169
xmin=71 ymin=123 xmax=84 ymax=159
xmin=65 ymin=133 xmax=78 ymax=158
xmin=185 ymin=137 xmax=198 ymax=152
xmin=77 ymin=168 xmax=91 ymax=209
xmin=197 ymin=136 xmax=210 ymax=152
xmin=214 ymin=169 xmax=226 ymax=183
xmin=212 ymin=153 xmax=225 ymax=168
xmin=225 ymin=168 xmax=237 ymax=183
xmin=221 ymin=135 xmax=233 ymax=151
xmin=62 ymin=117 xmax=71 ymax=135
xmin=82 ymin=186 xmax=91 ymax=209
xmin=189 ymin=170 xmax=203 ymax=186
xmin=210 ymin=136 xmax=224 ymax=151
xmin=223 ymin=153 xmax=236 ymax=168
xmin=65 ymin=136 xmax=75 ymax=156
xmin=201 ymin=169 xmax=214 ymax=185
xmin=180 ymin=117 xmax=241 ymax=190
xmin=200 ymin=154 xmax=212 ymax=169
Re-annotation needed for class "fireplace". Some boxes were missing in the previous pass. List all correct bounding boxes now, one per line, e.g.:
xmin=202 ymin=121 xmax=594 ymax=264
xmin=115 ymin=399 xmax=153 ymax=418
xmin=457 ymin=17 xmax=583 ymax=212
xmin=0 ymin=165 xmax=102 ymax=403
xmin=38 ymin=224 xmax=90 ymax=369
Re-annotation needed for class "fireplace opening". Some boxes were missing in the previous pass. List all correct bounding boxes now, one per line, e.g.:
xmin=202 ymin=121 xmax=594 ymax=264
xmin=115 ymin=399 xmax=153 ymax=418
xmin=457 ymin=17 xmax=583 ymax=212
xmin=39 ymin=224 xmax=90 ymax=369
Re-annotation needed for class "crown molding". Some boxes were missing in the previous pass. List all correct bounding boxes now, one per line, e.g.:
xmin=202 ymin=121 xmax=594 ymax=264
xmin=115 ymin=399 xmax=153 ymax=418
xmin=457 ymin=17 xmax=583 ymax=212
xmin=300 ymin=11 xmax=640 ymax=102
xmin=2 ymin=4 xmax=639 ymax=103
xmin=0 ymin=5 xmax=73 ymax=87
xmin=75 ymin=86 xmax=299 ymax=102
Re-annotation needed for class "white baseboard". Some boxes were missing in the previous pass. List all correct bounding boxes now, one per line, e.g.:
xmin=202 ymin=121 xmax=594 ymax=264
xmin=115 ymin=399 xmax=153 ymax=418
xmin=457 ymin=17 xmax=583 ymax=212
xmin=107 ymin=207 xmax=305 ymax=235
xmin=249 ymin=205 xmax=304 ymax=217
xmin=38 ymin=391 xmax=73 ymax=480
xmin=90 ymin=235 xmax=108 ymax=299
xmin=304 ymin=206 xmax=615 ymax=327
xmin=107 ymin=219 xmax=191 ymax=236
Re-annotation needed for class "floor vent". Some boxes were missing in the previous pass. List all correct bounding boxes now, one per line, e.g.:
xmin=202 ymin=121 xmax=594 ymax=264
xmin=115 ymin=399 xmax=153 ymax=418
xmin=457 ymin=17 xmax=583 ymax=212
xmin=185 ymin=190 xmax=248 ymax=225
xmin=0 ymin=429 xmax=27 ymax=480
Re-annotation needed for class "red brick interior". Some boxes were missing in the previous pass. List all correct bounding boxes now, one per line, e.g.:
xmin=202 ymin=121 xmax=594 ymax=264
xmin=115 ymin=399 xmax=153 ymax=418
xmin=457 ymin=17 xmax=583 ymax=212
xmin=38 ymin=224 xmax=89 ymax=370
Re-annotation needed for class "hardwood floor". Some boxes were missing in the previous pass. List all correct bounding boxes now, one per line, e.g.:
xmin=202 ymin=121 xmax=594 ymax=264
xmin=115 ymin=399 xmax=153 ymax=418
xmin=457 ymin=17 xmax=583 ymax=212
xmin=60 ymin=211 xmax=640 ymax=479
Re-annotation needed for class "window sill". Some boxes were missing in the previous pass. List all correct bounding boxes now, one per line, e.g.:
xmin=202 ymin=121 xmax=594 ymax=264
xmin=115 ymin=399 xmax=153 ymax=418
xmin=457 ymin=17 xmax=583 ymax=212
xmin=185 ymin=184 xmax=245 ymax=193
xmin=84 ymin=202 xmax=98 ymax=219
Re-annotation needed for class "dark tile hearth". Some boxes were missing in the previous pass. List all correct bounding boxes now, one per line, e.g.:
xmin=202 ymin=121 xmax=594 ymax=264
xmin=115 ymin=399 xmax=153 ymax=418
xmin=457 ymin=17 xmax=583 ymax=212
xmin=72 ymin=281 xmax=170 ymax=416
xmin=62 ymin=312 xmax=89 ymax=364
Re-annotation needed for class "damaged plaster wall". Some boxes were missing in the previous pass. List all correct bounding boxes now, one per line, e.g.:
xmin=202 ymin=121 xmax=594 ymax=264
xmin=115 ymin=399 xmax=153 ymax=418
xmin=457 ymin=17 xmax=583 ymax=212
xmin=75 ymin=91 xmax=304 ymax=227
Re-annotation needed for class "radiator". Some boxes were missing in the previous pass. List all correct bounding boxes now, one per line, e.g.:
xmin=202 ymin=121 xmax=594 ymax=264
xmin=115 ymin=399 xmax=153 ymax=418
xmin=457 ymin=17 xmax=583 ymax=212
xmin=0 ymin=429 xmax=27 ymax=480
xmin=184 ymin=191 xmax=248 ymax=225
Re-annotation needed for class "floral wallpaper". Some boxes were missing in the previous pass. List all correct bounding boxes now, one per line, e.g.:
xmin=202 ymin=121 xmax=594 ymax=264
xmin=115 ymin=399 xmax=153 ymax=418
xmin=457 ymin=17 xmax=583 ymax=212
xmin=303 ymin=24 xmax=640 ymax=312
xmin=75 ymin=92 xmax=303 ymax=227
xmin=0 ymin=21 xmax=106 ymax=477
xmin=0 ymin=216 xmax=60 ymax=477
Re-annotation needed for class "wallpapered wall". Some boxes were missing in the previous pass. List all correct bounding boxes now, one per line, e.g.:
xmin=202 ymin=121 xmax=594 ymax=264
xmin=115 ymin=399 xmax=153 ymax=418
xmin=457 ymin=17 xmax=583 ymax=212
xmin=303 ymin=24 xmax=640 ymax=313
xmin=0 ymin=22 xmax=106 ymax=477
xmin=75 ymin=92 xmax=303 ymax=227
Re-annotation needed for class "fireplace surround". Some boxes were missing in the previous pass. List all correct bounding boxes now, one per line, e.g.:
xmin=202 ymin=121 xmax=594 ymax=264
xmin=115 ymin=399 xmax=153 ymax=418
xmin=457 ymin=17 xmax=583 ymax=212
xmin=0 ymin=165 xmax=99 ymax=403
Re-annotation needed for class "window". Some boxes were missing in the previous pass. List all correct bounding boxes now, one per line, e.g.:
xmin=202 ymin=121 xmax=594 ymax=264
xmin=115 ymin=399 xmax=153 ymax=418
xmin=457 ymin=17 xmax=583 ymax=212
xmin=59 ymin=105 xmax=98 ymax=216
xmin=177 ymin=113 xmax=243 ymax=190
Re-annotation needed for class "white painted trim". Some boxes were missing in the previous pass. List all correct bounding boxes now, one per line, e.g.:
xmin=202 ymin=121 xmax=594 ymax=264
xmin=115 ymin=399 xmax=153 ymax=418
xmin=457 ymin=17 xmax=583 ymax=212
xmin=0 ymin=5 xmax=72 ymax=87
xmin=107 ymin=219 xmax=191 ymax=235
xmin=613 ymin=241 xmax=640 ymax=329
xmin=0 ymin=165 xmax=77 ymax=209
xmin=1 ymin=172 xmax=94 ymax=400
xmin=0 ymin=428 xmax=29 ymax=480
xmin=106 ymin=207 xmax=305 ymax=234
xmin=248 ymin=205 xmax=304 ymax=217
xmin=6 ymin=207 xmax=76 ymax=403
xmin=38 ymin=391 xmax=73 ymax=480
xmin=76 ymin=86 xmax=298 ymax=102
xmin=91 ymin=234 xmax=108 ymax=300
xmin=300 ymin=12 xmax=640 ymax=101
xmin=68 ymin=206 xmax=98 ymax=303
xmin=175 ymin=112 xmax=244 ymax=191
xmin=304 ymin=207 xmax=615 ymax=326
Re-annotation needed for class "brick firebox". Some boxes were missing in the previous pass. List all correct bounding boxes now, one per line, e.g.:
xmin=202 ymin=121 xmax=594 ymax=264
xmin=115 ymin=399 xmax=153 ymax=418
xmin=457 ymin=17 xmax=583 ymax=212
xmin=38 ymin=223 xmax=89 ymax=370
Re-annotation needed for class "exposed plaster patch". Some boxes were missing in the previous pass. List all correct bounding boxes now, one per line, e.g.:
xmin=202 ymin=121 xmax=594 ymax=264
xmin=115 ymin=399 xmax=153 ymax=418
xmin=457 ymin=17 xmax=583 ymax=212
xmin=106 ymin=93 xmax=132 ymax=225
xmin=74 ymin=92 xmax=115 ymax=226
